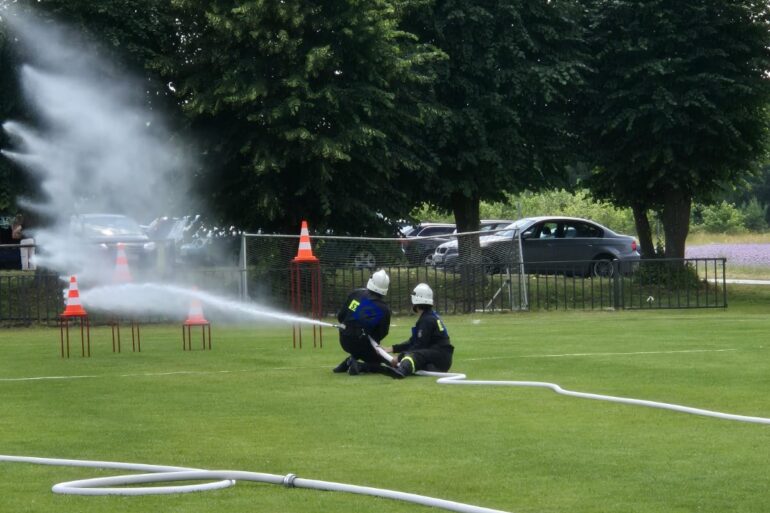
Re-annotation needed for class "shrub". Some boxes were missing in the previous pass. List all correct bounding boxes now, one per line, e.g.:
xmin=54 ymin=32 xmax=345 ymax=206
xmin=740 ymin=198 xmax=768 ymax=232
xmin=699 ymin=201 xmax=747 ymax=233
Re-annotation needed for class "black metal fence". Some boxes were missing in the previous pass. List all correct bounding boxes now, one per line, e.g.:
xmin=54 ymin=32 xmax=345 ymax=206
xmin=0 ymin=257 xmax=726 ymax=324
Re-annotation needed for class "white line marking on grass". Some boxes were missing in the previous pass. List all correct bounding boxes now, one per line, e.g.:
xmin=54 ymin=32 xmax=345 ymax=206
xmin=0 ymin=366 xmax=329 ymax=382
xmin=465 ymin=348 xmax=736 ymax=362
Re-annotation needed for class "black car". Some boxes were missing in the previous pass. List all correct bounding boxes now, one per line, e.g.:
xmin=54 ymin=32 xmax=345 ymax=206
xmin=400 ymin=222 xmax=456 ymax=265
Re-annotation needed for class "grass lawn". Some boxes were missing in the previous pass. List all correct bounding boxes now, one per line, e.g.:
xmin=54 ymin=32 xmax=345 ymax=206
xmin=1 ymin=287 xmax=770 ymax=513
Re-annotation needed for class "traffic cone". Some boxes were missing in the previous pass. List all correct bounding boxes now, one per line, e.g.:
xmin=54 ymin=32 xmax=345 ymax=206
xmin=184 ymin=292 xmax=209 ymax=326
xmin=292 ymin=220 xmax=318 ymax=262
xmin=113 ymin=243 xmax=132 ymax=283
xmin=61 ymin=275 xmax=88 ymax=317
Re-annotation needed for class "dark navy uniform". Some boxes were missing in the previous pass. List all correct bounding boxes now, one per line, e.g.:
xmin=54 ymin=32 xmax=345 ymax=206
xmin=337 ymin=288 xmax=391 ymax=366
xmin=393 ymin=308 xmax=453 ymax=372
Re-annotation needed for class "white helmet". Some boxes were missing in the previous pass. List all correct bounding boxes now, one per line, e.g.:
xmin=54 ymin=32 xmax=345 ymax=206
xmin=411 ymin=283 xmax=434 ymax=306
xmin=367 ymin=269 xmax=390 ymax=296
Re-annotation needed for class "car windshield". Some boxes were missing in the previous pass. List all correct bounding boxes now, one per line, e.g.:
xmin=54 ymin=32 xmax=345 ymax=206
xmin=81 ymin=216 xmax=144 ymax=237
xmin=488 ymin=218 xmax=533 ymax=238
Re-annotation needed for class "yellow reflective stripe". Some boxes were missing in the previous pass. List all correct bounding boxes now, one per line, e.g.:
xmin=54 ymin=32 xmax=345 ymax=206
xmin=348 ymin=299 xmax=360 ymax=312
xmin=402 ymin=356 xmax=416 ymax=374
xmin=436 ymin=319 xmax=445 ymax=332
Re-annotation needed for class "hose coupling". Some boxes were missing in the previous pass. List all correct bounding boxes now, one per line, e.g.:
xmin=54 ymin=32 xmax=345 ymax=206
xmin=283 ymin=473 xmax=298 ymax=488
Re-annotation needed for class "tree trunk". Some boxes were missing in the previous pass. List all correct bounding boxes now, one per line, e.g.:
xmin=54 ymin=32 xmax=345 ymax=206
xmin=631 ymin=202 xmax=655 ymax=258
xmin=662 ymin=188 xmax=691 ymax=259
xmin=451 ymin=191 xmax=482 ymax=313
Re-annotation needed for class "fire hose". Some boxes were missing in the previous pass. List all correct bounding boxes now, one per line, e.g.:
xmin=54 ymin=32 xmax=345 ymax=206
xmin=0 ymin=454 xmax=509 ymax=513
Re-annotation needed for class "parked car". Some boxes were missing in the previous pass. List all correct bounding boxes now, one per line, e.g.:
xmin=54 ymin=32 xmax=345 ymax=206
xmin=400 ymin=222 xmax=456 ymax=265
xmin=70 ymin=213 xmax=157 ymax=269
xmin=432 ymin=216 xmax=640 ymax=277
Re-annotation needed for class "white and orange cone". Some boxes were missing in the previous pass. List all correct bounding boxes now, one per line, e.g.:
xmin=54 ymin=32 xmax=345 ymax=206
xmin=184 ymin=292 xmax=209 ymax=326
xmin=61 ymin=275 xmax=88 ymax=317
xmin=113 ymin=243 xmax=132 ymax=283
xmin=292 ymin=220 xmax=318 ymax=262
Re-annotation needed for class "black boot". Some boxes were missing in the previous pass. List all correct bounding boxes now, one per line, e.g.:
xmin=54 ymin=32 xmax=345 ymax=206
xmin=392 ymin=358 xmax=414 ymax=379
xmin=348 ymin=359 xmax=366 ymax=375
xmin=332 ymin=356 xmax=352 ymax=374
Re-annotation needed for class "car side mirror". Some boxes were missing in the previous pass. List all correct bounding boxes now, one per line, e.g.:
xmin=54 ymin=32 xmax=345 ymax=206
xmin=521 ymin=230 xmax=533 ymax=239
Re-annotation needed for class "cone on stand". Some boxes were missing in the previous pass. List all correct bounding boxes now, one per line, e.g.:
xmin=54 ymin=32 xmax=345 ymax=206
xmin=182 ymin=289 xmax=211 ymax=350
xmin=113 ymin=243 xmax=132 ymax=283
xmin=290 ymin=221 xmax=322 ymax=349
xmin=184 ymin=294 xmax=209 ymax=325
xmin=59 ymin=275 xmax=90 ymax=358
xmin=61 ymin=275 xmax=88 ymax=317
xmin=293 ymin=220 xmax=318 ymax=262
xmin=110 ymin=243 xmax=141 ymax=352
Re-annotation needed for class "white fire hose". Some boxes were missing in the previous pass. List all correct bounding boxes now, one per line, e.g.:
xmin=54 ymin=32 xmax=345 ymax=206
xmin=0 ymin=454 xmax=509 ymax=513
xmin=370 ymin=338 xmax=770 ymax=424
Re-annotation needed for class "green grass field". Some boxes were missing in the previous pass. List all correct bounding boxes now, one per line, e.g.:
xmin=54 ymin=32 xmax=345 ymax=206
xmin=2 ymin=287 xmax=770 ymax=513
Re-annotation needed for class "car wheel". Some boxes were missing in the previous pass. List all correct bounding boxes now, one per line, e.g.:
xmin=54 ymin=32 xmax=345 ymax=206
xmin=592 ymin=258 xmax=614 ymax=278
xmin=352 ymin=248 xmax=377 ymax=269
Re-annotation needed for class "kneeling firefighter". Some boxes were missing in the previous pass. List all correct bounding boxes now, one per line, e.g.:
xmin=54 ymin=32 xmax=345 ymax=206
xmin=332 ymin=269 xmax=392 ymax=375
xmin=384 ymin=283 xmax=454 ymax=378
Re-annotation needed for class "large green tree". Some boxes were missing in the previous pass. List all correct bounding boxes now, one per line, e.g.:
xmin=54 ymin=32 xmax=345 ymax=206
xmin=160 ymin=0 xmax=442 ymax=235
xmin=402 ymin=0 xmax=586 ymax=256
xmin=582 ymin=0 xmax=770 ymax=258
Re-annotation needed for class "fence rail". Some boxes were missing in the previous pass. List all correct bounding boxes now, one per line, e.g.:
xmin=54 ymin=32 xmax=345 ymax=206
xmin=0 ymin=257 xmax=726 ymax=324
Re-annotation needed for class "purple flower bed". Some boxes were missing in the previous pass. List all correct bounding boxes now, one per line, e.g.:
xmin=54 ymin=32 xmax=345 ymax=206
xmin=686 ymin=244 xmax=770 ymax=267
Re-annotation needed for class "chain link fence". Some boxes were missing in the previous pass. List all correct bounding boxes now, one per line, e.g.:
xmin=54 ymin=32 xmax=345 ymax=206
xmin=0 ymin=229 xmax=726 ymax=324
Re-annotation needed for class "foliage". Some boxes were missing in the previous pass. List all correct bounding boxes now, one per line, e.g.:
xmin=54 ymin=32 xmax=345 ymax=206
xmin=581 ymin=0 xmax=770 ymax=258
xmin=402 ymin=0 xmax=587 ymax=232
xmin=415 ymin=189 xmax=638 ymax=235
xmin=693 ymin=201 xmax=747 ymax=234
xmin=159 ymin=0 xmax=443 ymax=236
xmin=740 ymin=197 xmax=769 ymax=232
xmin=632 ymin=259 xmax=704 ymax=291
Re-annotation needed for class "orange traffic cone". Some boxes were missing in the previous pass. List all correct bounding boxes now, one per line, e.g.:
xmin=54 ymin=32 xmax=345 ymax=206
xmin=113 ymin=243 xmax=132 ymax=283
xmin=61 ymin=275 xmax=88 ymax=317
xmin=292 ymin=220 xmax=318 ymax=262
xmin=184 ymin=293 xmax=209 ymax=326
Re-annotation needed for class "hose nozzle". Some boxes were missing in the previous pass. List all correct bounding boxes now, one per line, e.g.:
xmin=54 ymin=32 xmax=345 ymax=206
xmin=332 ymin=323 xmax=346 ymax=330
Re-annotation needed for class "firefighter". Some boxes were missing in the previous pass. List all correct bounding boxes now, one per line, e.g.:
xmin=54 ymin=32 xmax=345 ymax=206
xmin=383 ymin=283 xmax=453 ymax=378
xmin=332 ymin=269 xmax=392 ymax=375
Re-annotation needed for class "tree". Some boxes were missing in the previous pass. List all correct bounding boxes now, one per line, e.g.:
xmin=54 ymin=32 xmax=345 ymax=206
xmin=158 ymin=0 xmax=443 ymax=235
xmin=582 ymin=0 xmax=770 ymax=258
xmin=402 ymin=0 xmax=587 ymax=259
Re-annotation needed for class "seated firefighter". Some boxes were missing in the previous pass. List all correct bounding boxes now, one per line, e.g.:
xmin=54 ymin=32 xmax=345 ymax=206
xmin=332 ymin=269 xmax=393 ymax=375
xmin=383 ymin=283 xmax=454 ymax=379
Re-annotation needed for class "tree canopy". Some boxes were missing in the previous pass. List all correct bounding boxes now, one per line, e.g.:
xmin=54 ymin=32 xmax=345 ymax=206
xmin=156 ymin=0 xmax=443 ymax=235
xmin=582 ymin=0 xmax=770 ymax=257
xmin=402 ymin=0 xmax=586 ymax=233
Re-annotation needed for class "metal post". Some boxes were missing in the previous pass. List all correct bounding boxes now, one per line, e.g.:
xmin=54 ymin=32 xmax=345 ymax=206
xmin=239 ymin=234 xmax=249 ymax=301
